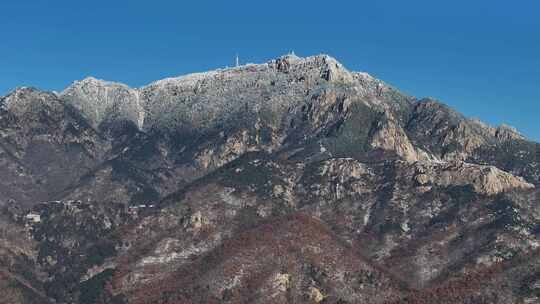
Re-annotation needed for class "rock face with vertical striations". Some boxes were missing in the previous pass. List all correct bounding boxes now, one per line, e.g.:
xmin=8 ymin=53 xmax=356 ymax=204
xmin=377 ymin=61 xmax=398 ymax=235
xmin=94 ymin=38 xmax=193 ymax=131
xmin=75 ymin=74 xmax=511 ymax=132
xmin=0 ymin=54 xmax=538 ymax=304
xmin=61 ymin=77 xmax=145 ymax=130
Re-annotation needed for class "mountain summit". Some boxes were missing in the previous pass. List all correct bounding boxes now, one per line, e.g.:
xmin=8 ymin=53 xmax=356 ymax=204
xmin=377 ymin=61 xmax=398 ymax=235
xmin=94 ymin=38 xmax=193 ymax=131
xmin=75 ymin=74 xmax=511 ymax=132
xmin=0 ymin=54 xmax=538 ymax=304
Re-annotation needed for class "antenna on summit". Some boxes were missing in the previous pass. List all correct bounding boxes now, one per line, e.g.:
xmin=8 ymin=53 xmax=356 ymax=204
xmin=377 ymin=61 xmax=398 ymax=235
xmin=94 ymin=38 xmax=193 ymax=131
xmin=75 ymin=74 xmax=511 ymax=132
xmin=235 ymin=53 xmax=240 ymax=67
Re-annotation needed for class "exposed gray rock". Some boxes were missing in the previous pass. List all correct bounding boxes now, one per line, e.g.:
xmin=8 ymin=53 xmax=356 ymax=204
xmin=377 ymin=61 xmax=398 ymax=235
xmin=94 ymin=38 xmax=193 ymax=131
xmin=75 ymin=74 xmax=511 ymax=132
xmin=61 ymin=77 xmax=144 ymax=129
xmin=409 ymin=160 xmax=535 ymax=195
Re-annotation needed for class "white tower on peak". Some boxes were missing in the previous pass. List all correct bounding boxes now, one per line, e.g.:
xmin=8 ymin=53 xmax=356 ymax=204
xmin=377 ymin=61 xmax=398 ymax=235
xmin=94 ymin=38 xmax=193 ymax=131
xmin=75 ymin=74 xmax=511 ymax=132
xmin=236 ymin=53 xmax=239 ymax=67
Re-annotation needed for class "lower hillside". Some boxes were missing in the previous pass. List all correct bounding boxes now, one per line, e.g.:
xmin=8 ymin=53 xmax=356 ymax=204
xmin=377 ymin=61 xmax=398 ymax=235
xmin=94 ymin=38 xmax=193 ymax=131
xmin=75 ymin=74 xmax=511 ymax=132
xmin=119 ymin=213 xmax=404 ymax=304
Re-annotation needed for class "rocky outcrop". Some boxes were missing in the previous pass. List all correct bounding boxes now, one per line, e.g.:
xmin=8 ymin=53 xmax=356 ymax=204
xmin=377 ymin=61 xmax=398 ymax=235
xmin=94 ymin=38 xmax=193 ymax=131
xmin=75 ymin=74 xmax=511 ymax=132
xmin=410 ymin=161 xmax=535 ymax=195
xmin=406 ymin=99 xmax=487 ymax=160
xmin=308 ymin=286 xmax=326 ymax=303
xmin=495 ymin=124 xmax=525 ymax=141
xmin=369 ymin=113 xmax=420 ymax=162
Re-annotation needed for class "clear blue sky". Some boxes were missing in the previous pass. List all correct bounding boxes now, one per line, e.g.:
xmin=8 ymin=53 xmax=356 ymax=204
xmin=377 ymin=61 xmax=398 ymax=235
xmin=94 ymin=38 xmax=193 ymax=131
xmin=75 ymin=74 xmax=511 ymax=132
xmin=1 ymin=0 xmax=538 ymax=141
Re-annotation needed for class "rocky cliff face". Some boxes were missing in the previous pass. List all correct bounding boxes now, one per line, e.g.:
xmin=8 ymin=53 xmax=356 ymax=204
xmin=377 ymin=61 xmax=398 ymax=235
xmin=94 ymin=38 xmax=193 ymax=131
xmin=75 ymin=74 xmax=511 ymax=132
xmin=0 ymin=54 xmax=538 ymax=304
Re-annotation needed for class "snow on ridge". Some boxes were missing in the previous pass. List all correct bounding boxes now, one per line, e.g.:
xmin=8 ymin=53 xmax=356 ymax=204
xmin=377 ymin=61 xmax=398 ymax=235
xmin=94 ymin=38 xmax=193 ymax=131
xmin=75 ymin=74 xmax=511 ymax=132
xmin=61 ymin=53 xmax=352 ymax=93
